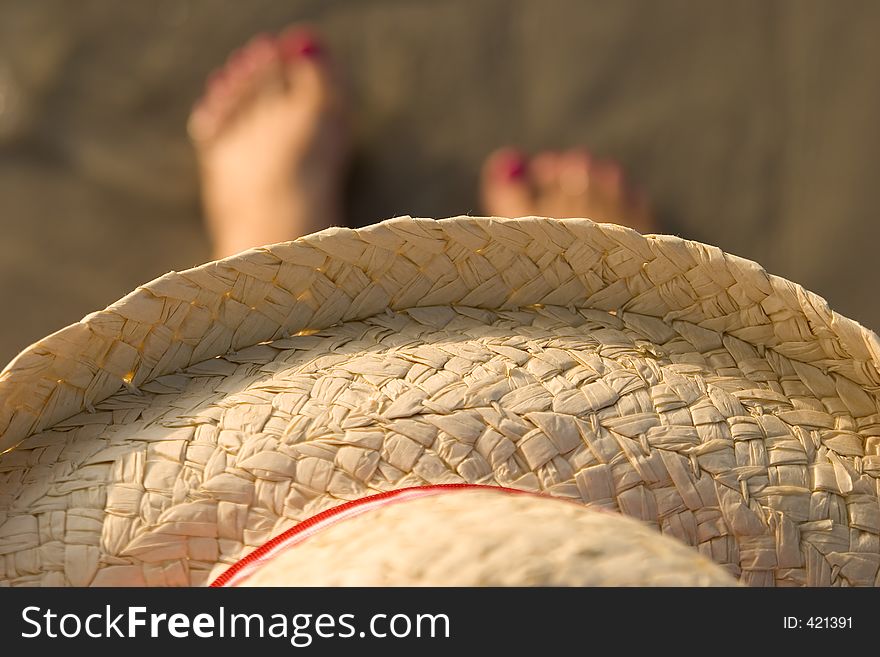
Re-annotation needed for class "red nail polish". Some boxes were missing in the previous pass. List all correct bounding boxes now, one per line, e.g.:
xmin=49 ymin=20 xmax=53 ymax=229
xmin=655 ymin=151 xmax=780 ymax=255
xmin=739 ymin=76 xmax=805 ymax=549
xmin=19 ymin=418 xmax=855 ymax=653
xmin=297 ymin=37 xmax=321 ymax=57
xmin=495 ymin=150 xmax=526 ymax=181
xmin=279 ymin=31 xmax=322 ymax=59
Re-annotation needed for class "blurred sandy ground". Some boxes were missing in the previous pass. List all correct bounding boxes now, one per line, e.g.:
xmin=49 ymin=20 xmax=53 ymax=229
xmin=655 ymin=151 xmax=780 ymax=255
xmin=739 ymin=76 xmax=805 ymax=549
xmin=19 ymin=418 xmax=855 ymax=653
xmin=0 ymin=0 xmax=879 ymax=365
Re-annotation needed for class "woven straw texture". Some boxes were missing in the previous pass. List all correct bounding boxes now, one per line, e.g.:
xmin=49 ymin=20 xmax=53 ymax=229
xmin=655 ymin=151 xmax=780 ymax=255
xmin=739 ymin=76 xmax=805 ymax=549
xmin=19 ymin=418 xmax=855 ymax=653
xmin=1 ymin=215 xmax=879 ymax=586
xmin=236 ymin=488 xmax=737 ymax=586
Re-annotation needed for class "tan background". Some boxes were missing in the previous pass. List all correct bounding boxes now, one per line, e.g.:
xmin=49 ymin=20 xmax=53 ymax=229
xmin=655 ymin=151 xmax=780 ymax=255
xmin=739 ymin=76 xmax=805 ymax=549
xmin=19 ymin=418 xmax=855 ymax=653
xmin=0 ymin=0 xmax=878 ymax=365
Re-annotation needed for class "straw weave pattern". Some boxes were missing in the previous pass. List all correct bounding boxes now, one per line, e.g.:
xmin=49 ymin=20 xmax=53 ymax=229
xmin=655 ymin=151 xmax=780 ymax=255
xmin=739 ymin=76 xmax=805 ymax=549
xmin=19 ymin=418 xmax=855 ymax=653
xmin=1 ymin=216 xmax=879 ymax=586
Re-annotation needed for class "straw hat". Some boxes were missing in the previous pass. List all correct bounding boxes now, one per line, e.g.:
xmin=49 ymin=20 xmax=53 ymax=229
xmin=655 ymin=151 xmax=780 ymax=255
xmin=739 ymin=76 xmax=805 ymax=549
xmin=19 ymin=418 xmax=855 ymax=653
xmin=216 ymin=485 xmax=737 ymax=586
xmin=0 ymin=215 xmax=878 ymax=587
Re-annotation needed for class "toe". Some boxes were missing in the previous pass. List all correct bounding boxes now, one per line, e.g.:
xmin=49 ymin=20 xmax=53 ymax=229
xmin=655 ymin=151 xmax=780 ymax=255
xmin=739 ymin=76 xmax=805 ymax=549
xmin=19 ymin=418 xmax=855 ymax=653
xmin=531 ymin=152 xmax=562 ymax=190
xmin=586 ymin=157 xmax=656 ymax=232
xmin=588 ymin=159 xmax=630 ymax=224
xmin=481 ymin=148 xmax=533 ymax=218
xmin=277 ymin=27 xmax=339 ymax=109
xmin=188 ymin=68 xmax=230 ymax=143
xmin=278 ymin=26 xmax=323 ymax=60
xmin=591 ymin=159 xmax=625 ymax=201
xmin=552 ymin=149 xmax=595 ymax=219
xmin=558 ymin=149 xmax=591 ymax=198
xmin=233 ymin=34 xmax=277 ymax=79
xmin=189 ymin=34 xmax=285 ymax=144
xmin=626 ymin=184 xmax=656 ymax=233
xmin=531 ymin=151 xmax=570 ymax=217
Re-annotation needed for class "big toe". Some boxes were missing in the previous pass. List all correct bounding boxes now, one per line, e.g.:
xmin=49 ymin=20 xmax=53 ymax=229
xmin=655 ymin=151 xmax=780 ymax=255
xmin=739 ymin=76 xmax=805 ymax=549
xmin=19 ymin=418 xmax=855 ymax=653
xmin=481 ymin=148 xmax=532 ymax=218
xmin=277 ymin=28 xmax=341 ymax=111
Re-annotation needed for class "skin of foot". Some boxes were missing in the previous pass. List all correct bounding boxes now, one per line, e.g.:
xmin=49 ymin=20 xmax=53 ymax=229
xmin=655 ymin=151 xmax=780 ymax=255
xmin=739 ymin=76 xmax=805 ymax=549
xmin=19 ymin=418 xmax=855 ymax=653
xmin=480 ymin=147 xmax=655 ymax=233
xmin=189 ymin=27 xmax=349 ymax=259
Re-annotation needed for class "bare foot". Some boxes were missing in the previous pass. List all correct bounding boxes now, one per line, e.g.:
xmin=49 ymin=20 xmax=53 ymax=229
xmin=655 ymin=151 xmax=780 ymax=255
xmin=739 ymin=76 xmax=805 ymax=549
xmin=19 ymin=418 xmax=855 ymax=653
xmin=481 ymin=148 xmax=655 ymax=233
xmin=189 ymin=27 xmax=349 ymax=259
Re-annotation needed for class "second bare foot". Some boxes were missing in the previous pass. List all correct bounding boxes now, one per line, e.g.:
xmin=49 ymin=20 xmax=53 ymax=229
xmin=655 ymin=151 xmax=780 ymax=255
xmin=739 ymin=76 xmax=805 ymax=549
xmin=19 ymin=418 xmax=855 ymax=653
xmin=481 ymin=148 xmax=655 ymax=233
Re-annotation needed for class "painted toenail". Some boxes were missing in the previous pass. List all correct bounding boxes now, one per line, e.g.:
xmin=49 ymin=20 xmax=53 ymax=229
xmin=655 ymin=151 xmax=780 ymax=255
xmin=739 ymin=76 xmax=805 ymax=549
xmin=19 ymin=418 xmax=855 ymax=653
xmin=494 ymin=150 xmax=527 ymax=181
xmin=279 ymin=31 xmax=322 ymax=59
xmin=297 ymin=37 xmax=321 ymax=57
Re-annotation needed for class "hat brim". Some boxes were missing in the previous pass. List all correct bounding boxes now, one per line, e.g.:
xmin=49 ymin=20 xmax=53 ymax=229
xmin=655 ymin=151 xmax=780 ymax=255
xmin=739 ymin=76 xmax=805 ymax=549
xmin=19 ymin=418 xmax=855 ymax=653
xmin=3 ymin=215 xmax=878 ymax=452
